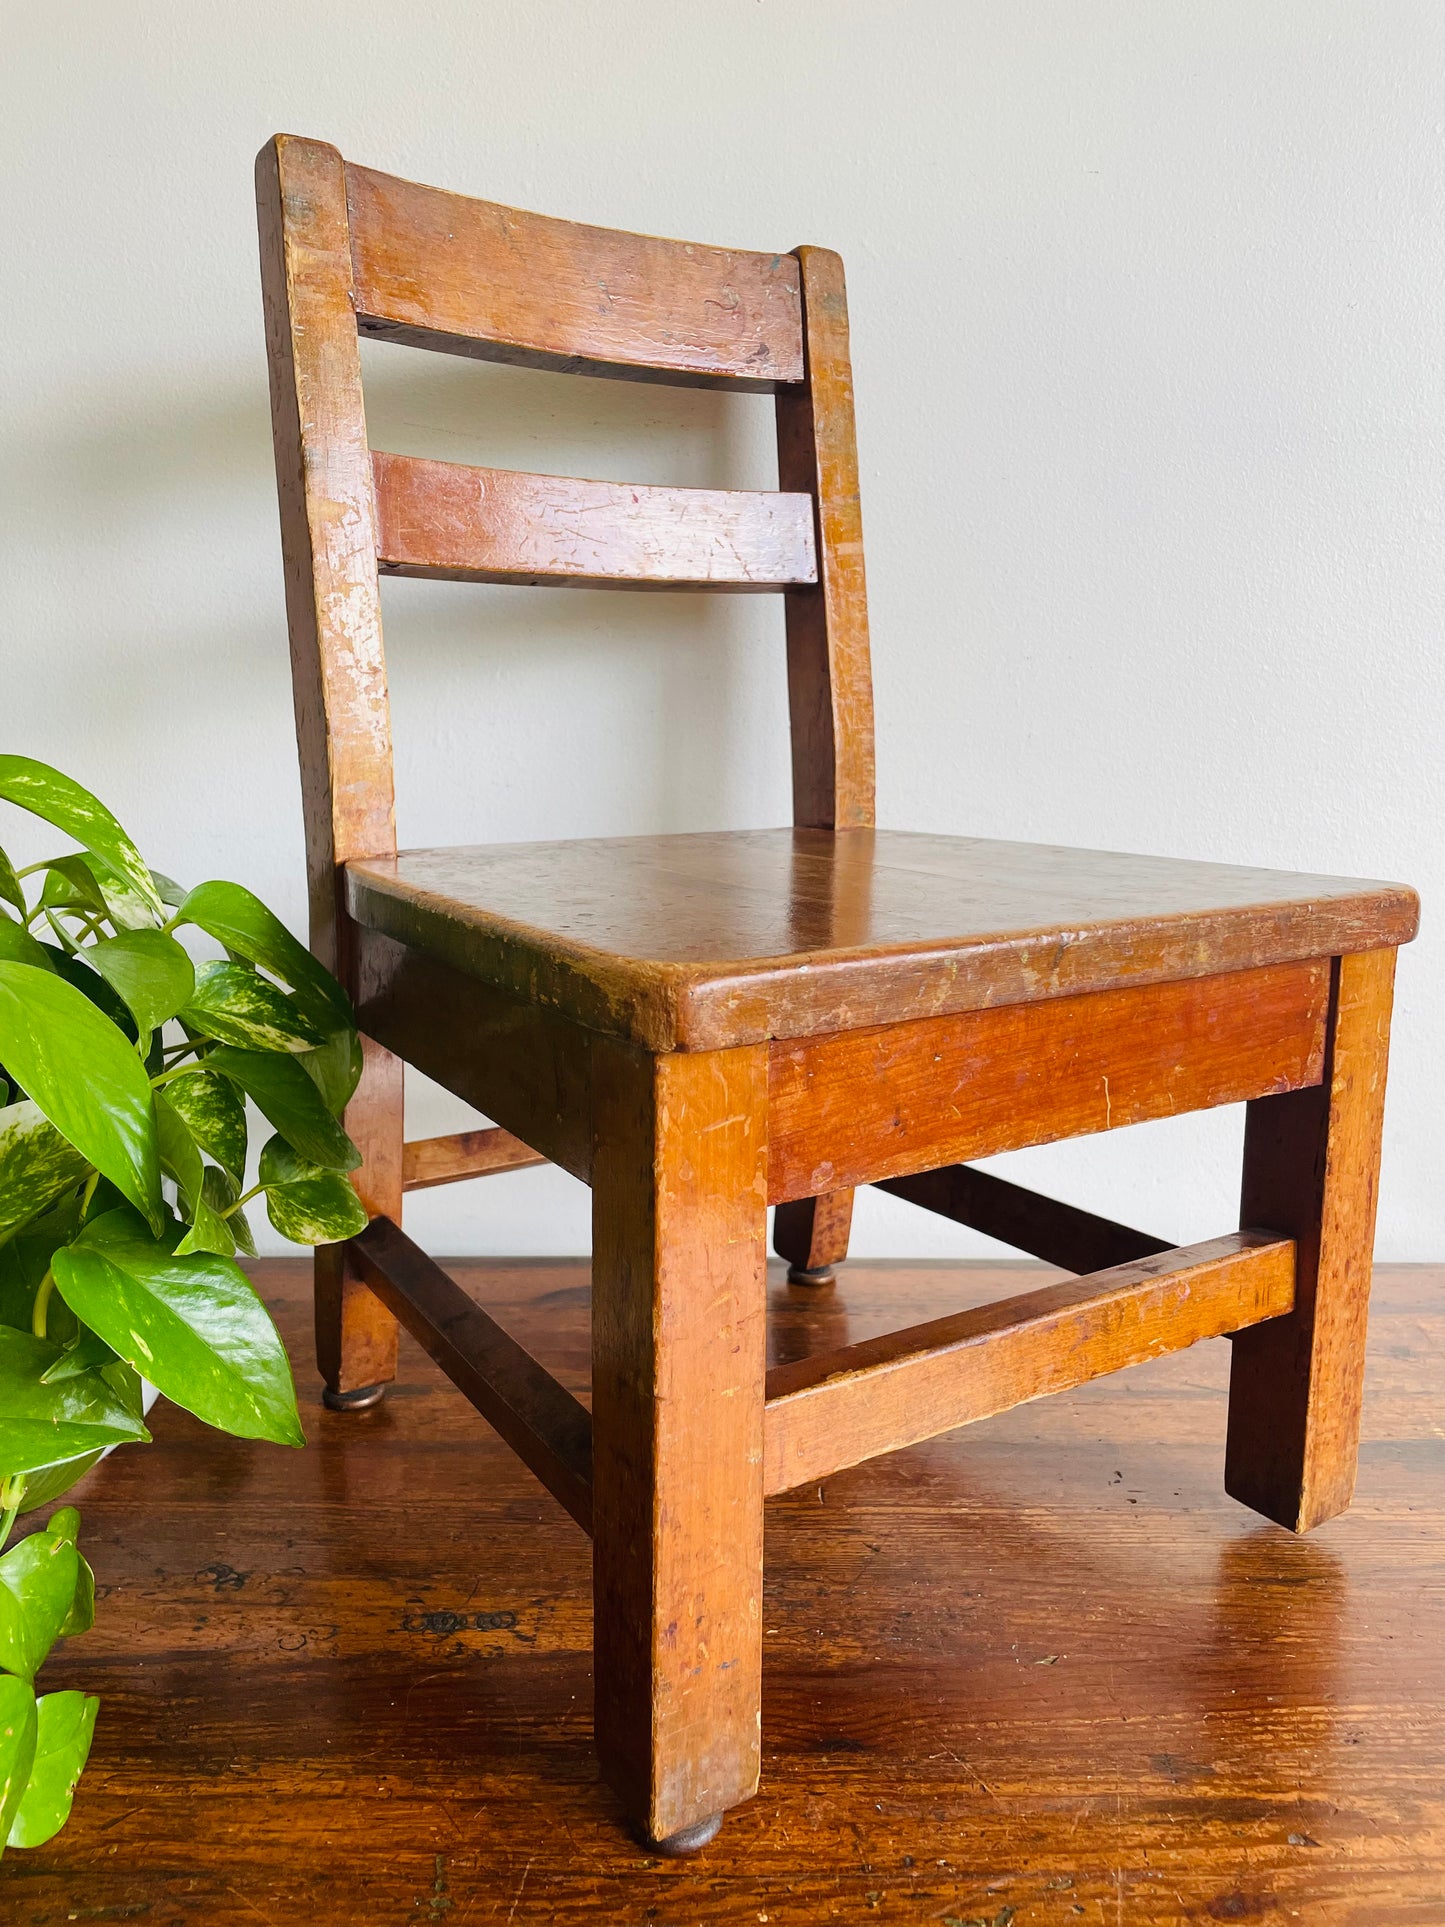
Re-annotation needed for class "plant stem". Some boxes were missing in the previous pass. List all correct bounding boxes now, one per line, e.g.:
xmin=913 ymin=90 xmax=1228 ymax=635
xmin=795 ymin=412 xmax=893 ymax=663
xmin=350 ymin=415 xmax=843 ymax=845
xmin=149 ymin=1058 xmax=206 ymax=1088
xmin=31 ymin=1266 xmax=56 ymax=1339
xmin=0 ymin=1475 xmax=26 ymax=1552
xmin=44 ymin=908 xmax=79 ymax=951
xmin=221 ymin=1182 xmax=266 ymax=1218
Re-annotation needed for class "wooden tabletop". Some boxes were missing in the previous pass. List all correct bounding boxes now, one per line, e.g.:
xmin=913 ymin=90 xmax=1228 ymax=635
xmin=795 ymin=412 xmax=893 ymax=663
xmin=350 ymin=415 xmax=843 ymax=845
xmin=10 ymin=1256 xmax=1443 ymax=1925
xmin=347 ymin=828 xmax=1419 ymax=1048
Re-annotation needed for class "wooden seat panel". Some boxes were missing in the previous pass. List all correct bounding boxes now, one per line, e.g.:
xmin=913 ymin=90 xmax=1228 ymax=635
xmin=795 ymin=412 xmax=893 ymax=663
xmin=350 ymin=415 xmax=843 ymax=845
xmin=345 ymin=826 xmax=1417 ymax=1050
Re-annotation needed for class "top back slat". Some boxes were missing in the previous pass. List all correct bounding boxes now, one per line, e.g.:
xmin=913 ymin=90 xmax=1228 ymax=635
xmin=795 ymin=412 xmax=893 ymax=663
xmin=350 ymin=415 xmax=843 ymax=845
xmin=346 ymin=162 xmax=805 ymax=390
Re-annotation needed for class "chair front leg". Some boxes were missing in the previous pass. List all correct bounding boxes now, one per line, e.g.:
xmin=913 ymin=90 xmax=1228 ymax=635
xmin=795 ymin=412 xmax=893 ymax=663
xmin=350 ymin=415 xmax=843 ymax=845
xmin=319 ymin=1035 xmax=403 ymax=1408
xmin=590 ymin=1038 xmax=769 ymax=1851
xmin=1225 ymin=948 xmax=1398 ymax=1531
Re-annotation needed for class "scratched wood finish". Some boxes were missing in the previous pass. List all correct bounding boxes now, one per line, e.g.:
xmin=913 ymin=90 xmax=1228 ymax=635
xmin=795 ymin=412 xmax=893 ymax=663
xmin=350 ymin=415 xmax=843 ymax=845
xmin=345 ymin=828 xmax=1418 ymax=1052
xmin=401 ymin=1126 xmax=546 ymax=1191
xmin=590 ymin=1041 xmax=770 ymax=1844
xmin=350 ymin=1216 xmax=592 ymax=1530
xmin=257 ymin=134 xmax=403 ymax=1399
xmin=346 ymin=161 xmax=804 ymax=389
xmin=256 ymin=135 xmax=395 ymax=969
xmin=1226 ymin=949 xmax=1398 ymax=1532
xmin=12 ymin=1256 xmax=1445 ymax=1925
xmin=876 ymin=1163 xmax=1172 ymax=1274
xmin=768 ymin=960 xmax=1331 ymax=1204
xmin=372 ymin=450 xmax=817 ymax=590
xmin=775 ymin=248 xmax=876 ymax=829
xmin=762 ymin=1233 xmax=1295 ymax=1496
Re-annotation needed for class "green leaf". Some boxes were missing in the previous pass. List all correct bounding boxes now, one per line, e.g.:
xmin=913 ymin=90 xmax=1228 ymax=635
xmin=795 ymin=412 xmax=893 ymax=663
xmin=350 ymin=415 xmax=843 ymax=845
xmin=0 ymin=1100 xmax=90 ymax=1240
xmin=40 ymin=1513 xmax=95 ymax=1640
xmin=59 ymin=1551 xmax=95 ymax=1639
xmin=6 ymin=1689 xmax=97 ymax=1850
xmin=0 ymin=917 xmax=53 ymax=972
xmin=0 ymin=851 xmax=24 ymax=917
xmin=38 ymin=856 xmax=109 ymax=920
xmin=0 ymin=1675 xmax=38 ymax=1857
xmin=162 ymin=1069 xmax=247 ymax=1181
xmin=40 ymin=1329 xmax=119 ymax=1382
xmin=182 ymin=961 xmax=324 ymax=1054
xmin=0 ymin=962 xmax=160 ymax=1233
xmin=150 ymin=871 xmax=187 ymax=910
xmin=12 ymin=1456 xmax=102 ymax=1516
xmin=89 ymin=858 xmax=162 ymax=934
xmin=259 ymin=1136 xmax=368 ymax=1245
xmin=153 ymin=1094 xmax=233 ymax=1258
xmin=0 ymin=1523 xmax=79 ymax=1680
xmin=44 ymin=1507 xmax=80 ymax=1544
xmin=202 ymin=1166 xmax=255 ymax=1257
xmin=298 ymin=1025 xmax=363 ymax=1118
xmin=0 ymin=1195 xmax=84 ymax=1339
xmin=87 ymin=931 xmax=195 ymax=1037
xmin=40 ymin=946 xmax=136 ymax=1039
xmin=0 ymin=758 xmax=162 ymax=927
xmin=53 ymin=1208 xmax=303 ymax=1447
xmin=206 ymin=1047 xmax=359 ymax=1172
xmin=174 ymin=880 xmax=350 ymax=1030
xmin=0 ymin=1327 xmax=150 ymax=1476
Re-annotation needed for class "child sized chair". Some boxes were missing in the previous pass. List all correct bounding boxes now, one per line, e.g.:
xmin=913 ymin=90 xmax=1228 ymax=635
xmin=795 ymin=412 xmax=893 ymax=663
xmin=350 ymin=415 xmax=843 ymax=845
xmin=256 ymin=136 xmax=1418 ymax=1852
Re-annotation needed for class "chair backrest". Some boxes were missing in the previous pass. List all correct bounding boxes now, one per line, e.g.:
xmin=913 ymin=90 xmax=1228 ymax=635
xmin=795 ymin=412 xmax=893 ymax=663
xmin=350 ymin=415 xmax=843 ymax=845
xmin=256 ymin=135 xmax=874 ymax=974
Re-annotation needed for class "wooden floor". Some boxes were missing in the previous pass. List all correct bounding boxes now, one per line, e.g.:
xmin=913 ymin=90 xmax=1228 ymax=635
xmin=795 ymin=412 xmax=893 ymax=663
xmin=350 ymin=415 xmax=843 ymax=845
xmin=7 ymin=1257 xmax=1443 ymax=1924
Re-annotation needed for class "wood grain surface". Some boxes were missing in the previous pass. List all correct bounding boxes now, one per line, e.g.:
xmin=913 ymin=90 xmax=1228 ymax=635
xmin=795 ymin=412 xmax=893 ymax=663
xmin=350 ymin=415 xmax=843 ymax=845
xmin=344 ymin=828 xmax=1418 ymax=1051
xmin=350 ymin=1216 xmax=594 ymax=1531
xmin=768 ymin=960 xmax=1330 ymax=1202
xmin=9 ymin=1255 xmax=1443 ymax=1924
xmin=257 ymin=134 xmax=404 ymax=1399
xmin=372 ymin=449 xmax=818 ymax=590
xmin=401 ymin=1126 xmax=546 ymax=1190
xmin=590 ymin=1041 xmax=771 ymax=1841
xmin=346 ymin=160 xmax=805 ymax=388
xmin=876 ymin=1162 xmax=1172 ymax=1273
xmin=1226 ymin=948 xmax=1399 ymax=1531
xmin=762 ymin=1233 xmax=1296 ymax=1495
xmin=775 ymin=246 xmax=876 ymax=830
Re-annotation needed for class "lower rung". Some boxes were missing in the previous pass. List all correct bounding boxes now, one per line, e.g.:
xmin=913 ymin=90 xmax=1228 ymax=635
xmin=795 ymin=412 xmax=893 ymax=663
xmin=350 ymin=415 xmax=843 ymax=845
xmin=761 ymin=1230 xmax=1295 ymax=1496
xmin=349 ymin=1216 xmax=593 ymax=1530
xmin=402 ymin=1127 xmax=547 ymax=1190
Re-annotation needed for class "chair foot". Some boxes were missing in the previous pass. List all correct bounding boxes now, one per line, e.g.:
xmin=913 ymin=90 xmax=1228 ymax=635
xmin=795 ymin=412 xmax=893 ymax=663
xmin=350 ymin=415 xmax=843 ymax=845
xmin=322 ymin=1382 xmax=387 ymax=1412
xmin=787 ymin=1263 xmax=836 ymax=1287
xmin=640 ymin=1811 xmax=724 ymax=1856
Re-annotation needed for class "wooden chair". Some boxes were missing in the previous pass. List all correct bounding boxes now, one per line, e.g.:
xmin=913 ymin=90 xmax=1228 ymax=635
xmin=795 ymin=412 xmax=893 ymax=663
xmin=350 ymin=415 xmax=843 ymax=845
xmin=255 ymin=135 xmax=1418 ymax=1853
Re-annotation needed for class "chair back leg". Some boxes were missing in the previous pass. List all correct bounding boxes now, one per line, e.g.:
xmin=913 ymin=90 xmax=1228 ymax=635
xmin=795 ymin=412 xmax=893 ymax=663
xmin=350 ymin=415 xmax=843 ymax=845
xmin=317 ymin=1036 xmax=404 ymax=1406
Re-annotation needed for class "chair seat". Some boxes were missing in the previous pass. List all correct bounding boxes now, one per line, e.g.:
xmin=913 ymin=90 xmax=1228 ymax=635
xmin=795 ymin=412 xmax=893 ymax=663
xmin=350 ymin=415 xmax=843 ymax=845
xmin=345 ymin=828 xmax=1417 ymax=1052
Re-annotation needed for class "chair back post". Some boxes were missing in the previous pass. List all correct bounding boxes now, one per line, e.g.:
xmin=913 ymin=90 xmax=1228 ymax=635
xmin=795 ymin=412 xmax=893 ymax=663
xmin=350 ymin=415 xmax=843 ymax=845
xmin=256 ymin=135 xmax=394 ymax=980
xmin=776 ymin=247 xmax=876 ymax=830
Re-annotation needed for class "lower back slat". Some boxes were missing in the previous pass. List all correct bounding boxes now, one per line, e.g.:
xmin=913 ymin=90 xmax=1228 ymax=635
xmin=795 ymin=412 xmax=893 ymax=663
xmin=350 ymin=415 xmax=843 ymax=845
xmin=372 ymin=449 xmax=817 ymax=589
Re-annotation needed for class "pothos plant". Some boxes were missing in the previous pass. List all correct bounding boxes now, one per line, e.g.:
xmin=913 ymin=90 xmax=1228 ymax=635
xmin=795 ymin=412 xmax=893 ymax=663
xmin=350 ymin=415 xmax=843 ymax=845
xmin=0 ymin=755 xmax=367 ymax=1858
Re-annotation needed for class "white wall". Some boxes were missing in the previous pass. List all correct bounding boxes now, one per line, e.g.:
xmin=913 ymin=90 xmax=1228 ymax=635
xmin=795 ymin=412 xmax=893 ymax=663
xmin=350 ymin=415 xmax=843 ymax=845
xmin=4 ymin=2 xmax=1440 ymax=1259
